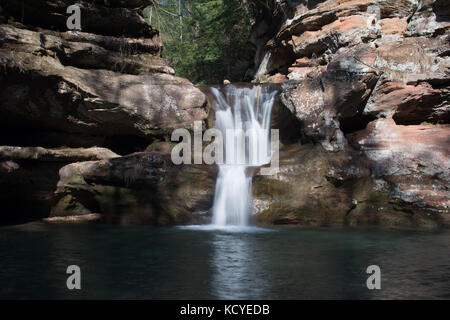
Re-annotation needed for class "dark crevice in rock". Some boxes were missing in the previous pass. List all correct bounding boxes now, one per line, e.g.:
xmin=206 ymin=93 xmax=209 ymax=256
xmin=272 ymin=92 xmax=303 ymax=144
xmin=0 ymin=160 xmax=63 ymax=225
xmin=406 ymin=0 xmax=421 ymax=24
xmin=306 ymin=0 xmax=327 ymax=10
xmin=340 ymin=114 xmax=377 ymax=135
xmin=325 ymin=175 xmax=345 ymax=188
xmin=265 ymin=46 xmax=298 ymax=78
xmin=103 ymin=135 xmax=152 ymax=155
xmin=245 ymin=2 xmax=286 ymax=80
xmin=1 ymin=0 xmax=157 ymax=38
xmin=0 ymin=127 xmax=105 ymax=149
xmin=345 ymin=200 xmax=358 ymax=216
xmin=0 ymin=124 xmax=155 ymax=156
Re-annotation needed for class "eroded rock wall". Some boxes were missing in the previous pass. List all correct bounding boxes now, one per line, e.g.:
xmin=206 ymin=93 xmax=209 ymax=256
xmin=0 ymin=0 xmax=211 ymax=224
xmin=250 ymin=0 xmax=449 ymax=227
xmin=0 ymin=1 xmax=207 ymax=152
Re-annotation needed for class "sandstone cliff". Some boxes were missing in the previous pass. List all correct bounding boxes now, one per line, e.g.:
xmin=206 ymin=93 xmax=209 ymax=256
xmin=249 ymin=0 xmax=449 ymax=227
xmin=0 ymin=0 xmax=448 ymax=228
xmin=0 ymin=0 xmax=211 ymax=224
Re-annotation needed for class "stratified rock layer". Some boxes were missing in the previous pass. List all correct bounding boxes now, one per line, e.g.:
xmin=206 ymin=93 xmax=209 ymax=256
xmin=0 ymin=146 xmax=119 ymax=224
xmin=0 ymin=1 xmax=210 ymax=225
xmin=0 ymin=0 xmax=448 ymax=228
xmin=250 ymin=0 xmax=449 ymax=227
xmin=54 ymin=152 xmax=217 ymax=225
xmin=0 ymin=1 xmax=207 ymax=153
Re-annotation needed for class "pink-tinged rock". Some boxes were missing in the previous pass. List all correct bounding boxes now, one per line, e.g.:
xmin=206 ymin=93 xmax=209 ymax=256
xmin=292 ymin=57 xmax=323 ymax=67
xmin=380 ymin=18 xmax=407 ymax=37
xmin=348 ymin=118 xmax=450 ymax=210
xmin=278 ymin=0 xmax=416 ymax=41
xmin=290 ymin=15 xmax=379 ymax=57
xmin=373 ymin=36 xmax=449 ymax=83
xmin=266 ymin=73 xmax=287 ymax=83
xmin=364 ymin=80 xmax=449 ymax=124
xmin=287 ymin=66 xmax=326 ymax=81
xmin=281 ymin=44 xmax=379 ymax=149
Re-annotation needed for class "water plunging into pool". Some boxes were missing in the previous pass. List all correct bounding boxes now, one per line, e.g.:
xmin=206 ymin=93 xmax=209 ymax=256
xmin=208 ymin=84 xmax=277 ymax=227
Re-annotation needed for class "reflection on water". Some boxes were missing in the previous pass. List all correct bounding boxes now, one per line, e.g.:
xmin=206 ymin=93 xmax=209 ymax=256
xmin=0 ymin=224 xmax=449 ymax=299
xmin=211 ymin=233 xmax=269 ymax=299
xmin=178 ymin=225 xmax=271 ymax=233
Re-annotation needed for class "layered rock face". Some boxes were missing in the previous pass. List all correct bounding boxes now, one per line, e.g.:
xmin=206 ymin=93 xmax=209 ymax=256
xmin=0 ymin=1 xmax=207 ymax=152
xmin=0 ymin=0 xmax=210 ymax=224
xmin=250 ymin=0 xmax=449 ymax=227
xmin=1 ymin=0 xmax=448 ymax=228
xmin=54 ymin=153 xmax=216 ymax=225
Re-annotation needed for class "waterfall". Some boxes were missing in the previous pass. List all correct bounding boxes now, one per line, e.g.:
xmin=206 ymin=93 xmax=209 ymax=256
xmin=209 ymin=84 xmax=277 ymax=227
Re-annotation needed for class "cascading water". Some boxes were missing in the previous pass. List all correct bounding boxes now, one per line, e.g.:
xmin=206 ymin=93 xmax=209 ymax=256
xmin=209 ymin=85 xmax=277 ymax=227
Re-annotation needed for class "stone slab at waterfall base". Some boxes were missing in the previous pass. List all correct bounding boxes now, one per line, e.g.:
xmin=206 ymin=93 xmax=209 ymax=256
xmin=54 ymin=152 xmax=217 ymax=225
xmin=253 ymin=143 xmax=449 ymax=228
xmin=0 ymin=146 xmax=119 ymax=224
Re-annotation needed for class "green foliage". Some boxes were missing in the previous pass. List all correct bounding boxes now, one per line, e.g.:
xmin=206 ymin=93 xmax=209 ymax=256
xmin=144 ymin=0 xmax=254 ymax=84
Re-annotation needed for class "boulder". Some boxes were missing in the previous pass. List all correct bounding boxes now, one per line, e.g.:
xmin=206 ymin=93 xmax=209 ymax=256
xmin=54 ymin=152 xmax=217 ymax=225
xmin=0 ymin=146 xmax=119 ymax=224
xmin=281 ymin=44 xmax=379 ymax=149
xmin=253 ymin=143 xmax=448 ymax=228
xmin=348 ymin=119 xmax=450 ymax=212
